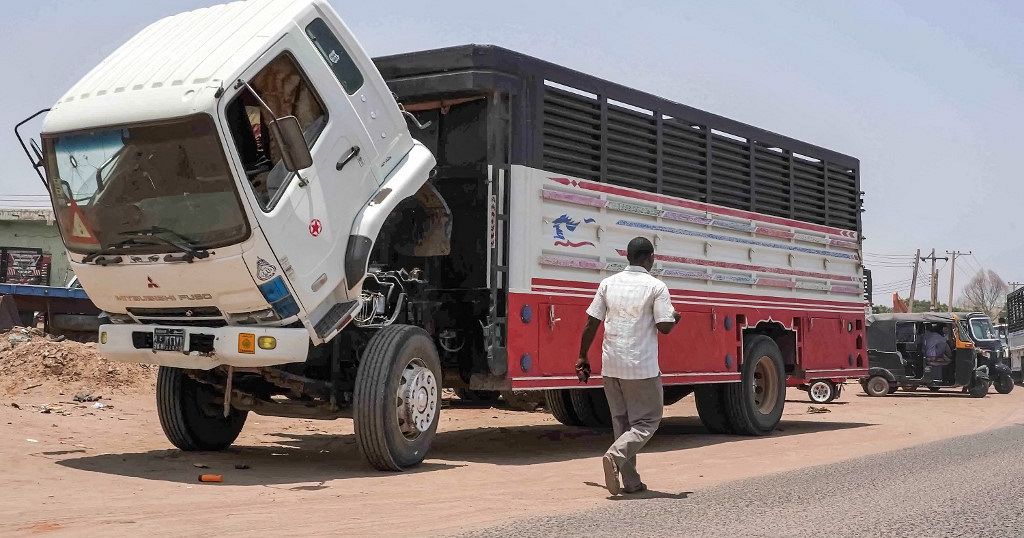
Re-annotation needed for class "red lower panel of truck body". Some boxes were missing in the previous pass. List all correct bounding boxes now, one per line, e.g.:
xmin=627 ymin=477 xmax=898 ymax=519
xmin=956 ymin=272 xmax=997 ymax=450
xmin=506 ymin=284 xmax=866 ymax=390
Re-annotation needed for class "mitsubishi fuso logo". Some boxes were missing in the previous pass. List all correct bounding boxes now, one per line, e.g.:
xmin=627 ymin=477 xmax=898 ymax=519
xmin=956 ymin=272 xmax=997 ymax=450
xmin=147 ymin=276 xmax=159 ymax=289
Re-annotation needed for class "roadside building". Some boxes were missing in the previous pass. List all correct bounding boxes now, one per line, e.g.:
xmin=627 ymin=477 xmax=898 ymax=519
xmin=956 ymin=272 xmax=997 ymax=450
xmin=0 ymin=207 xmax=72 ymax=286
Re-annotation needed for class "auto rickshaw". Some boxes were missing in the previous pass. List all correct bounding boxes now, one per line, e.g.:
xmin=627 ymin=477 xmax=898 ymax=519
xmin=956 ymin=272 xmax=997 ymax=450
xmin=861 ymin=313 xmax=1000 ymax=398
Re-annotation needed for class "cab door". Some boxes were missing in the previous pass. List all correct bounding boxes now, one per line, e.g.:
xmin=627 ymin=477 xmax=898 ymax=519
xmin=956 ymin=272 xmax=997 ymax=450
xmin=220 ymin=31 xmax=379 ymax=318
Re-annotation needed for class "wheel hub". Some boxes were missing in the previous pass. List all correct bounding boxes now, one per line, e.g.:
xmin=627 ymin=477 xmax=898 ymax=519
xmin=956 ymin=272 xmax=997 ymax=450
xmin=397 ymin=360 xmax=438 ymax=438
xmin=751 ymin=356 xmax=779 ymax=414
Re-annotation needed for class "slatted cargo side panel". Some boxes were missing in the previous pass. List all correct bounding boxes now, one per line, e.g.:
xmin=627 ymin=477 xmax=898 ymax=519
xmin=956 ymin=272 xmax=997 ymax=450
xmin=709 ymin=132 xmax=752 ymax=211
xmin=605 ymin=104 xmax=658 ymax=192
xmin=826 ymin=164 xmax=859 ymax=230
xmin=752 ymin=144 xmax=791 ymax=219
xmin=538 ymin=80 xmax=861 ymax=233
xmin=541 ymin=87 xmax=602 ymax=181
xmin=662 ymin=122 xmax=708 ymax=201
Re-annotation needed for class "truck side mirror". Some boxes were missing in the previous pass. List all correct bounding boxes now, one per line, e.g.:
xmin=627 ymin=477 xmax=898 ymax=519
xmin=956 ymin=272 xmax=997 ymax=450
xmin=269 ymin=116 xmax=313 ymax=172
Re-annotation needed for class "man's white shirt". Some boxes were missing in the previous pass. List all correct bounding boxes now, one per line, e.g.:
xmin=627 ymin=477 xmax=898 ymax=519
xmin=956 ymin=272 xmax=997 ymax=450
xmin=585 ymin=266 xmax=676 ymax=380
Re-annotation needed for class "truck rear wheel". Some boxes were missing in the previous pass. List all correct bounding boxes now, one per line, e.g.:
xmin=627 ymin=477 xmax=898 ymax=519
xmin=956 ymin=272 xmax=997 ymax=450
xmin=156 ymin=367 xmax=247 ymax=451
xmin=723 ymin=336 xmax=786 ymax=435
xmin=694 ymin=384 xmax=733 ymax=434
xmin=354 ymin=325 xmax=442 ymax=471
xmin=545 ymin=390 xmax=583 ymax=426
xmin=569 ymin=389 xmax=612 ymax=428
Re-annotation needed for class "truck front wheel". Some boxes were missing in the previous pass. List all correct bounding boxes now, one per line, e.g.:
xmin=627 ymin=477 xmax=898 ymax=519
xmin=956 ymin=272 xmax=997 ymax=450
xmin=156 ymin=366 xmax=247 ymax=451
xmin=723 ymin=335 xmax=786 ymax=435
xmin=354 ymin=325 xmax=442 ymax=471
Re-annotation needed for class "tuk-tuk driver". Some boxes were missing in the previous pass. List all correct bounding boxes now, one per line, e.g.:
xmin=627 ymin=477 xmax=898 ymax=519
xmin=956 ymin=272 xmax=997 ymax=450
xmin=922 ymin=323 xmax=952 ymax=382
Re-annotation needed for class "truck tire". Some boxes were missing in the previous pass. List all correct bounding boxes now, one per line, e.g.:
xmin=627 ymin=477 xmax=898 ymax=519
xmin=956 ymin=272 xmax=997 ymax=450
xmin=994 ymin=374 xmax=1014 ymax=394
xmin=694 ymin=384 xmax=733 ymax=434
xmin=354 ymin=325 xmax=442 ymax=471
xmin=156 ymin=367 xmax=247 ymax=451
xmin=545 ymin=390 xmax=583 ymax=426
xmin=569 ymin=389 xmax=612 ymax=428
xmin=723 ymin=336 xmax=786 ymax=435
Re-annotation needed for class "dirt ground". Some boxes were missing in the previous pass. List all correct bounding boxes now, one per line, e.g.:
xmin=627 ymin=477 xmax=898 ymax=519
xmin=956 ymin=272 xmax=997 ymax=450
xmin=3 ymin=380 xmax=1024 ymax=537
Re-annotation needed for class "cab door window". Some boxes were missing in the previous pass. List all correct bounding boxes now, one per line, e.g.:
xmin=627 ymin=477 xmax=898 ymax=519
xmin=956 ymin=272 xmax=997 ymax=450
xmin=226 ymin=53 xmax=328 ymax=210
xmin=304 ymin=18 xmax=364 ymax=94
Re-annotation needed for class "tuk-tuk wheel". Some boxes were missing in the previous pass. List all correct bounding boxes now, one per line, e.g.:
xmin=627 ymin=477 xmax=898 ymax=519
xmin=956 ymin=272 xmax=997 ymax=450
xmin=968 ymin=379 xmax=990 ymax=398
xmin=994 ymin=375 xmax=1014 ymax=395
xmin=863 ymin=376 xmax=890 ymax=397
xmin=807 ymin=381 xmax=837 ymax=403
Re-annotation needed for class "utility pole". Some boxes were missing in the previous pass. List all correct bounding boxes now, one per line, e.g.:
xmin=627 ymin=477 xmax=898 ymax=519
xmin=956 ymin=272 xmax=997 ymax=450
xmin=946 ymin=250 xmax=971 ymax=313
xmin=920 ymin=249 xmax=948 ymax=311
xmin=907 ymin=248 xmax=921 ymax=312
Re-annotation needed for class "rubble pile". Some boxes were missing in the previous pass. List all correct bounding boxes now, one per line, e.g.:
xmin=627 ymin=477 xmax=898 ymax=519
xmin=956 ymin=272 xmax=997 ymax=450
xmin=0 ymin=327 xmax=155 ymax=395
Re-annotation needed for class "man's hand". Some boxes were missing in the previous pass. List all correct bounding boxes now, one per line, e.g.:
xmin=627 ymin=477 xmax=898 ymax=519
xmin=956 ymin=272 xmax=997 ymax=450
xmin=575 ymin=356 xmax=591 ymax=383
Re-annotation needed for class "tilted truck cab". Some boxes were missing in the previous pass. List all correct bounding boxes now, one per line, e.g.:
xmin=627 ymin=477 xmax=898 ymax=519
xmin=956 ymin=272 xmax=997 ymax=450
xmin=19 ymin=0 xmax=866 ymax=471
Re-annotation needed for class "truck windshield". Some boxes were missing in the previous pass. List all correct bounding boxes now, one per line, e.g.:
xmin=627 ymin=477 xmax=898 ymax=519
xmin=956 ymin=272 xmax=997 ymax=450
xmin=42 ymin=115 xmax=249 ymax=254
xmin=969 ymin=317 xmax=996 ymax=341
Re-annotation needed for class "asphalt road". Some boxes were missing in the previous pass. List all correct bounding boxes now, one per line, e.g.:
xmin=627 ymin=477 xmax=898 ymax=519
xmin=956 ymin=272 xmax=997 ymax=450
xmin=465 ymin=424 xmax=1024 ymax=537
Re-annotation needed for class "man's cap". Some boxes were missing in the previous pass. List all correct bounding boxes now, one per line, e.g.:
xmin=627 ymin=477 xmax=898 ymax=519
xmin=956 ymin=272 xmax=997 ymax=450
xmin=626 ymin=236 xmax=655 ymax=260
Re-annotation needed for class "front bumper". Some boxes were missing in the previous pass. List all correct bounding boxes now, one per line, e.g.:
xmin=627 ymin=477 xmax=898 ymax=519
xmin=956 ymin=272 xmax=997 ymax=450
xmin=98 ymin=324 xmax=310 ymax=370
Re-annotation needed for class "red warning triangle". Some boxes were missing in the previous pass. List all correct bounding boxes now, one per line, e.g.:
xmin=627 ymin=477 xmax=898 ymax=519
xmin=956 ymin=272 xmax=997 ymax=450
xmin=64 ymin=201 xmax=100 ymax=245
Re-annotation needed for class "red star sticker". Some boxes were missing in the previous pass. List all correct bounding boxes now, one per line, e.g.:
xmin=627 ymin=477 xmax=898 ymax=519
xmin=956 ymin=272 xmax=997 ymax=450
xmin=308 ymin=219 xmax=322 ymax=237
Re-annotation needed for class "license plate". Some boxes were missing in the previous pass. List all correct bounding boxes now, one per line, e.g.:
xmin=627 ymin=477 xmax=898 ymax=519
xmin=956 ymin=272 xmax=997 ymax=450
xmin=153 ymin=328 xmax=185 ymax=352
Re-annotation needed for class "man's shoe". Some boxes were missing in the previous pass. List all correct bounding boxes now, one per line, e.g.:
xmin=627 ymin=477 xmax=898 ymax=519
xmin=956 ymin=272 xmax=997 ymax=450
xmin=602 ymin=454 xmax=622 ymax=494
xmin=623 ymin=482 xmax=648 ymax=494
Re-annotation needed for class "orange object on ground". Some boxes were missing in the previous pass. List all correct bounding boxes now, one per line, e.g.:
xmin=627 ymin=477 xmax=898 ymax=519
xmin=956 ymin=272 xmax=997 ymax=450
xmin=198 ymin=474 xmax=223 ymax=483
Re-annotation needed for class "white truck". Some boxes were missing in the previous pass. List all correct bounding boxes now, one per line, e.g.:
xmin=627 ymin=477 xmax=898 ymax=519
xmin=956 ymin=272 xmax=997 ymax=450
xmin=18 ymin=0 xmax=866 ymax=470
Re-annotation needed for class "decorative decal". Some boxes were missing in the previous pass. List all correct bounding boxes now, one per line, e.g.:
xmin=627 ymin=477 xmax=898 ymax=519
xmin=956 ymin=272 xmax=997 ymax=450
xmin=551 ymin=214 xmax=596 ymax=248
xmin=308 ymin=219 xmax=322 ymax=237
xmin=147 ymin=276 xmax=159 ymax=289
xmin=256 ymin=257 xmax=277 ymax=281
xmin=615 ymin=219 xmax=858 ymax=260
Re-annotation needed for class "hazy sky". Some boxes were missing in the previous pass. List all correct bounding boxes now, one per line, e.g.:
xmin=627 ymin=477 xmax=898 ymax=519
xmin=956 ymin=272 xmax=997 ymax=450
xmin=1 ymin=0 xmax=1021 ymax=304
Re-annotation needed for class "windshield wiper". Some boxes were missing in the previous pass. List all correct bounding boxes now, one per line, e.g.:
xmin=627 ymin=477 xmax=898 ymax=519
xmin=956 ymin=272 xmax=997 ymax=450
xmin=81 ymin=238 xmax=152 ymax=264
xmin=119 ymin=226 xmax=210 ymax=262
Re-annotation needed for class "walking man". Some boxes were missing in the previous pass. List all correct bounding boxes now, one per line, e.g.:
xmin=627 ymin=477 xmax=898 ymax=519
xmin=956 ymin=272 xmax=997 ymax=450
xmin=578 ymin=236 xmax=680 ymax=494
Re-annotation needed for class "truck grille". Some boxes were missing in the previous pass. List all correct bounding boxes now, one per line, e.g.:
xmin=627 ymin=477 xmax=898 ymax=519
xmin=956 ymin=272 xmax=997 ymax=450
xmin=127 ymin=306 xmax=226 ymax=327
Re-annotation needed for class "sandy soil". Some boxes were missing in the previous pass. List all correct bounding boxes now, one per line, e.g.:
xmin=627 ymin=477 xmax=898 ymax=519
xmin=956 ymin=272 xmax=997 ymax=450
xmin=2 ymin=384 xmax=1023 ymax=537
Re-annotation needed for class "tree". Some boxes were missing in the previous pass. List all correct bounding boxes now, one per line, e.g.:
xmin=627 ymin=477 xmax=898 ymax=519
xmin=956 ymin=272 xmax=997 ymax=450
xmin=959 ymin=269 xmax=1009 ymax=319
xmin=872 ymin=305 xmax=892 ymax=314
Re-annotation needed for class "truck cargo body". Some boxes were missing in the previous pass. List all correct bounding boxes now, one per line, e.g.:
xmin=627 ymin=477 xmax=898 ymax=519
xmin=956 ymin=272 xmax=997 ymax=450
xmin=23 ymin=0 xmax=866 ymax=470
xmin=376 ymin=45 xmax=867 ymax=391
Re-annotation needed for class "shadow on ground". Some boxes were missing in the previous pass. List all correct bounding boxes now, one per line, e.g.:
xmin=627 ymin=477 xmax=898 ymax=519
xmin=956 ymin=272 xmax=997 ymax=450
xmin=57 ymin=415 xmax=871 ymax=486
xmin=854 ymin=391 xmax=978 ymax=399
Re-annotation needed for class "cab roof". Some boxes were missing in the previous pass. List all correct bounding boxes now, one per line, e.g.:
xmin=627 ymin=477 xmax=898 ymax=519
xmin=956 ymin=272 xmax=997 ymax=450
xmin=43 ymin=0 xmax=318 ymax=133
